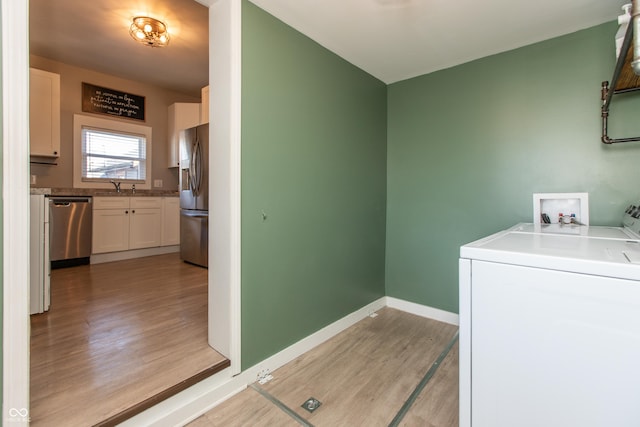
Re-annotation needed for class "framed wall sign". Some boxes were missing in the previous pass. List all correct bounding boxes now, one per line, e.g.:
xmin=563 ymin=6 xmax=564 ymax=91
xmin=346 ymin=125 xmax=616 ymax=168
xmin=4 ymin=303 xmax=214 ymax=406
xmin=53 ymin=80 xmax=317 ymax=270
xmin=82 ymin=82 xmax=145 ymax=121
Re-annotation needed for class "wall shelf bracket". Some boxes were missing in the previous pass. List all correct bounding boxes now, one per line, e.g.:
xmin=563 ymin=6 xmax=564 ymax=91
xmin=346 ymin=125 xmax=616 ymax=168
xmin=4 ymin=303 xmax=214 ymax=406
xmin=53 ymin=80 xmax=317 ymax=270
xmin=601 ymin=0 xmax=640 ymax=144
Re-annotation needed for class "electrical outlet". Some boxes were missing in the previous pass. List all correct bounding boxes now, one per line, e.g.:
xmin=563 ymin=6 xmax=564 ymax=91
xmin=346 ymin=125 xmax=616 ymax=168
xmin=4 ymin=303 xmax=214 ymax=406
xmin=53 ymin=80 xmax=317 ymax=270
xmin=153 ymin=179 xmax=163 ymax=188
xmin=31 ymin=175 xmax=36 ymax=185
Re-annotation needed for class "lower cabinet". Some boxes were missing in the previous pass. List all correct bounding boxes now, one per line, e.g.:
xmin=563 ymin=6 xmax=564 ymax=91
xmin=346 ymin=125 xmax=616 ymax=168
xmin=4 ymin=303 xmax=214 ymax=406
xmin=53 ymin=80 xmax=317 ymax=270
xmin=92 ymin=202 xmax=130 ymax=253
xmin=129 ymin=204 xmax=163 ymax=249
xmin=161 ymin=197 xmax=180 ymax=246
xmin=93 ymin=196 xmax=177 ymax=255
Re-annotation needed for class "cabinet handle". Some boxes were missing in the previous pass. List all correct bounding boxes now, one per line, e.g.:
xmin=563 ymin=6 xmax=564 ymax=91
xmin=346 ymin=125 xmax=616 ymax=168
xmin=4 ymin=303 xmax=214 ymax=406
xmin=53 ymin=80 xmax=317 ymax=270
xmin=132 ymin=210 xmax=136 ymax=214
xmin=125 ymin=210 xmax=129 ymax=214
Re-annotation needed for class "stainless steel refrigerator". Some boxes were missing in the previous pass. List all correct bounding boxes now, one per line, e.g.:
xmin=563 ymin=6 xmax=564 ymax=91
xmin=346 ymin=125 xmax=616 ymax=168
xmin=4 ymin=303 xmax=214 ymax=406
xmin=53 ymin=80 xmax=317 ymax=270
xmin=179 ymin=123 xmax=209 ymax=267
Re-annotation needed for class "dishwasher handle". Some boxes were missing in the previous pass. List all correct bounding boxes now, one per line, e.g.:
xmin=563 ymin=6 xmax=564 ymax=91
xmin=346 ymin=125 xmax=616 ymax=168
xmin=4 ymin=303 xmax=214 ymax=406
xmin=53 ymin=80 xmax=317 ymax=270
xmin=49 ymin=197 xmax=92 ymax=206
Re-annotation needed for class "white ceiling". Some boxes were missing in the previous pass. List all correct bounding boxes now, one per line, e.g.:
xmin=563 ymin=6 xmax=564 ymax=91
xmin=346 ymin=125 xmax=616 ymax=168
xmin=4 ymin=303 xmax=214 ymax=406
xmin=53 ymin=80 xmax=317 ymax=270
xmin=250 ymin=0 xmax=627 ymax=84
xmin=29 ymin=0 xmax=209 ymax=97
xmin=30 ymin=0 xmax=626 ymax=96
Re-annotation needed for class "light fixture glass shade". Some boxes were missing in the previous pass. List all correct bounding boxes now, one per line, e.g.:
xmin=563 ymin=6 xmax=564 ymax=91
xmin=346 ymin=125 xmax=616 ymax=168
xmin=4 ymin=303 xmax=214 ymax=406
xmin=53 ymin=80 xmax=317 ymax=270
xmin=129 ymin=16 xmax=170 ymax=47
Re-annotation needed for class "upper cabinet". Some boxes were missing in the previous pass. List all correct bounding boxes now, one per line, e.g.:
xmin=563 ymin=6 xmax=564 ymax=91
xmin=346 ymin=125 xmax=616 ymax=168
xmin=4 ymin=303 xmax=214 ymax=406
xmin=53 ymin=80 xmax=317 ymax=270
xmin=30 ymin=68 xmax=60 ymax=158
xmin=167 ymin=102 xmax=201 ymax=168
xmin=201 ymin=85 xmax=210 ymax=124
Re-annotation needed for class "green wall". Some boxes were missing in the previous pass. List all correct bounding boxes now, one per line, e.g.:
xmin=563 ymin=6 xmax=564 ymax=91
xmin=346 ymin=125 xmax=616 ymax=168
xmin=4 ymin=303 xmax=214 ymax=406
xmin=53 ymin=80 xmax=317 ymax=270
xmin=241 ymin=1 xmax=387 ymax=368
xmin=386 ymin=22 xmax=640 ymax=313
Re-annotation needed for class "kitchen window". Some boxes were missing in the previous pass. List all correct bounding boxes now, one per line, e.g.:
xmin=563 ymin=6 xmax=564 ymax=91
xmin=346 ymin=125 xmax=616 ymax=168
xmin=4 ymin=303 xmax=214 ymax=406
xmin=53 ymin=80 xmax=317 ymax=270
xmin=81 ymin=128 xmax=146 ymax=181
xmin=73 ymin=114 xmax=152 ymax=189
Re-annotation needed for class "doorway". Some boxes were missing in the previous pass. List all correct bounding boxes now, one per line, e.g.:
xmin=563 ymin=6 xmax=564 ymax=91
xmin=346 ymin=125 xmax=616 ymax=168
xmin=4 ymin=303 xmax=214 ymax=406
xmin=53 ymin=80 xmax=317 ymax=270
xmin=2 ymin=0 xmax=241 ymax=422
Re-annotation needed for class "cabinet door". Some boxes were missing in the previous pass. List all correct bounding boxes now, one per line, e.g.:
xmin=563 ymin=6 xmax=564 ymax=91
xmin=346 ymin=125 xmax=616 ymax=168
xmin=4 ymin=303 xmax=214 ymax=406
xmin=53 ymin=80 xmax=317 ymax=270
xmin=129 ymin=208 xmax=162 ymax=249
xmin=92 ymin=209 xmax=130 ymax=254
xmin=167 ymin=103 xmax=201 ymax=168
xmin=161 ymin=197 xmax=180 ymax=246
xmin=30 ymin=68 xmax=60 ymax=157
xmin=200 ymin=85 xmax=209 ymax=124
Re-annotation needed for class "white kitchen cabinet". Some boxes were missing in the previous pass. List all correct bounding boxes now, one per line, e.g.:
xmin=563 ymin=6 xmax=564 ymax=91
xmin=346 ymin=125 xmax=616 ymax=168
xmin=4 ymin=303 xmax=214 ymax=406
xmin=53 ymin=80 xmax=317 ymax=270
xmin=200 ymin=85 xmax=209 ymax=124
xmin=30 ymin=194 xmax=50 ymax=314
xmin=92 ymin=197 xmax=163 ymax=254
xmin=130 ymin=198 xmax=163 ymax=249
xmin=161 ymin=197 xmax=180 ymax=246
xmin=93 ymin=208 xmax=130 ymax=253
xmin=92 ymin=197 xmax=132 ymax=253
xmin=167 ymin=103 xmax=201 ymax=168
xmin=30 ymin=68 xmax=60 ymax=157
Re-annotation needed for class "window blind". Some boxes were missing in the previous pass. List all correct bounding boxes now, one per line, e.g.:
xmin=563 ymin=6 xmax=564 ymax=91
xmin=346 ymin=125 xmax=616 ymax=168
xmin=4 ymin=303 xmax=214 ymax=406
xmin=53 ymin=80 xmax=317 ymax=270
xmin=81 ymin=127 xmax=146 ymax=181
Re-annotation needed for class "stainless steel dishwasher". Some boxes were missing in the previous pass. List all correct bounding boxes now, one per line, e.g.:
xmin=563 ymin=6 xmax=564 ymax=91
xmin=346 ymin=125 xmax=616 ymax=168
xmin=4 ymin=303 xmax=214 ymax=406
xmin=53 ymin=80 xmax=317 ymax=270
xmin=48 ymin=196 xmax=92 ymax=268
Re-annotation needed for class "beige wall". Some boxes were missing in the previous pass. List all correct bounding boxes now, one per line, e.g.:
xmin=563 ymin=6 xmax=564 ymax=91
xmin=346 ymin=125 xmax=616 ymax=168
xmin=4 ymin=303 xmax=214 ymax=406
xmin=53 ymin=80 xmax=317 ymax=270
xmin=30 ymin=55 xmax=201 ymax=190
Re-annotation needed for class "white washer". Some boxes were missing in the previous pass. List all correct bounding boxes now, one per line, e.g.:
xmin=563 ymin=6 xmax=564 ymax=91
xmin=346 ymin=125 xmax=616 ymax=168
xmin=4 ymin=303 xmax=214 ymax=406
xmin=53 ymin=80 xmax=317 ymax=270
xmin=459 ymin=212 xmax=640 ymax=427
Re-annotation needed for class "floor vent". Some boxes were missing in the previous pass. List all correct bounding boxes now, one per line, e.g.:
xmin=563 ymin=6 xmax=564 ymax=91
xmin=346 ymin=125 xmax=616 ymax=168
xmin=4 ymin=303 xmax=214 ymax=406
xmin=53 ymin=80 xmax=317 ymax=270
xmin=301 ymin=397 xmax=322 ymax=413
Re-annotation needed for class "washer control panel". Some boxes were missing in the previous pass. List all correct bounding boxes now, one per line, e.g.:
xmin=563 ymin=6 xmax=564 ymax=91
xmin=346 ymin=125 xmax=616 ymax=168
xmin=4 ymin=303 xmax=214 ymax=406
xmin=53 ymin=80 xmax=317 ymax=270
xmin=622 ymin=204 xmax=640 ymax=236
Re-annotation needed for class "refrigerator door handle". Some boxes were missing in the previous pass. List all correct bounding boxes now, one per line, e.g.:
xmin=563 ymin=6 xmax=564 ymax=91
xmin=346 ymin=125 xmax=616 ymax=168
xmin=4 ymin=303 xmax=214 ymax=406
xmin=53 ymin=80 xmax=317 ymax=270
xmin=194 ymin=136 xmax=203 ymax=196
xmin=190 ymin=140 xmax=199 ymax=195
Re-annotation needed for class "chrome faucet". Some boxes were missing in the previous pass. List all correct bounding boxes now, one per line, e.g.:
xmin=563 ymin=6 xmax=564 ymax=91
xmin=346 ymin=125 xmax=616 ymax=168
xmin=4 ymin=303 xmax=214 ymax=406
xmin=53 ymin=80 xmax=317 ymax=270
xmin=110 ymin=180 xmax=121 ymax=193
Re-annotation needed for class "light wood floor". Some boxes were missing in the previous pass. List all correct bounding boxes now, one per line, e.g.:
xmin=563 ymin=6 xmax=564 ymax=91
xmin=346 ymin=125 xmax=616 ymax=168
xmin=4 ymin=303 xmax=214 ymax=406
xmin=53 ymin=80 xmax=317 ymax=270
xmin=30 ymin=253 xmax=228 ymax=427
xmin=190 ymin=308 xmax=459 ymax=426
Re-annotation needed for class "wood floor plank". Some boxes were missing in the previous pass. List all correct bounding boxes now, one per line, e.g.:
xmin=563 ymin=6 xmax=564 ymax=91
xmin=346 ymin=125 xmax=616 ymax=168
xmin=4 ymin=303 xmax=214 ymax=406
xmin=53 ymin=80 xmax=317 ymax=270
xmin=261 ymin=308 xmax=458 ymax=426
xmin=400 ymin=341 xmax=459 ymax=427
xmin=30 ymin=253 xmax=228 ymax=426
xmin=188 ymin=388 xmax=300 ymax=427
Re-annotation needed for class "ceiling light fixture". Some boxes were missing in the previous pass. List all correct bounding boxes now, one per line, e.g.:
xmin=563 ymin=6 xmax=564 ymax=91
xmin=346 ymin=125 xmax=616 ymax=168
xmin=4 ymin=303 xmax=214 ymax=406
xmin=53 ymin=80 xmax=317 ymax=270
xmin=129 ymin=16 xmax=170 ymax=47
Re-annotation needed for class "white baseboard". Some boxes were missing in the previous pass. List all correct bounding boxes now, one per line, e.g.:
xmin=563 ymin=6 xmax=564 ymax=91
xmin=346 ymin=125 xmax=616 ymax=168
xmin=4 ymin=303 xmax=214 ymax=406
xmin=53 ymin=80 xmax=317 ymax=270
xmin=90 ymin=245 xmax=179 ymax=264
xmin=385 ymin=296 xmax=459 ymax=325
xmin=121 ymin=296 xmax=456 ymax=426
xmin=241 ymin=297 xmax=387 ymax=387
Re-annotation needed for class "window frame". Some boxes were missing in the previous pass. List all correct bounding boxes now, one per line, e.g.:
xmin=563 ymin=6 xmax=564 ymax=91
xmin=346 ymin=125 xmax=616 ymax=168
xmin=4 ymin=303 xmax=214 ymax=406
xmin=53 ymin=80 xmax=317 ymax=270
xmin=73 ymin=114 xmax=152 ymax=190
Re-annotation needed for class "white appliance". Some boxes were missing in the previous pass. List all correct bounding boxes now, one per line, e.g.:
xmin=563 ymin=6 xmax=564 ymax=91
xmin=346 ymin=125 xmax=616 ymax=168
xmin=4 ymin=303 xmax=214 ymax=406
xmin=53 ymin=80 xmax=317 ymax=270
xmin=30 ymin=194 xmax=51 ymax=314
xmin=459 ymin=207 xmax=640 ymax=427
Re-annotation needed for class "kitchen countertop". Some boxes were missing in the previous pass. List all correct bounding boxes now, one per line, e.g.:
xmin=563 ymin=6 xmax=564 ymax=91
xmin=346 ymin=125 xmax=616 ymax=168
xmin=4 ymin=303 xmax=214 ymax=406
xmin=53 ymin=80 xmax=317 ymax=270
xmin=30 ymin=187 xmax=179 ymax=197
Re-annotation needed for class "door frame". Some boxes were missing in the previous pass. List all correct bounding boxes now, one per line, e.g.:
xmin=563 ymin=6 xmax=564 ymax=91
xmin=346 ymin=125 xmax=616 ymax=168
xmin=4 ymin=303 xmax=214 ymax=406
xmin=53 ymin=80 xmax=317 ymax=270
xmin=2 ymin=1 xmax=31 ymax=423
xmin=1 ymin=0 xmax=242 ymax=421
xmin=205 ymin=0 xmax=242 ymax=367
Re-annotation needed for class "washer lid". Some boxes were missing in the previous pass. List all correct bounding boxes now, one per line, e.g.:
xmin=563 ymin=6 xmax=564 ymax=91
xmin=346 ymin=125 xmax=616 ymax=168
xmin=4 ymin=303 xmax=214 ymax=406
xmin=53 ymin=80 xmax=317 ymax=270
xmin=461 ymin=230 xmax=640 ymax=281
xmin=509 ymin=223 xmax=638 ymax=240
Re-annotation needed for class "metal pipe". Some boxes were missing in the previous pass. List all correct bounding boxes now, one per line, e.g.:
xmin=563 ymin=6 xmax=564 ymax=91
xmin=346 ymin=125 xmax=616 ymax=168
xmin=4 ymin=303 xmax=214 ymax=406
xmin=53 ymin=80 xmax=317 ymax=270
xmin=601 ymin=81 xmax=640 ymax=144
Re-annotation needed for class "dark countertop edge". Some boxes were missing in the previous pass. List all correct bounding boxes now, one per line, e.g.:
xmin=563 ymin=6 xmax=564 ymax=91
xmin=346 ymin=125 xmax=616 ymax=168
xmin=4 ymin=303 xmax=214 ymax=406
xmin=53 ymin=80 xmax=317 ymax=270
xmin=30 ymin=187 xmax=179 ymax=197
